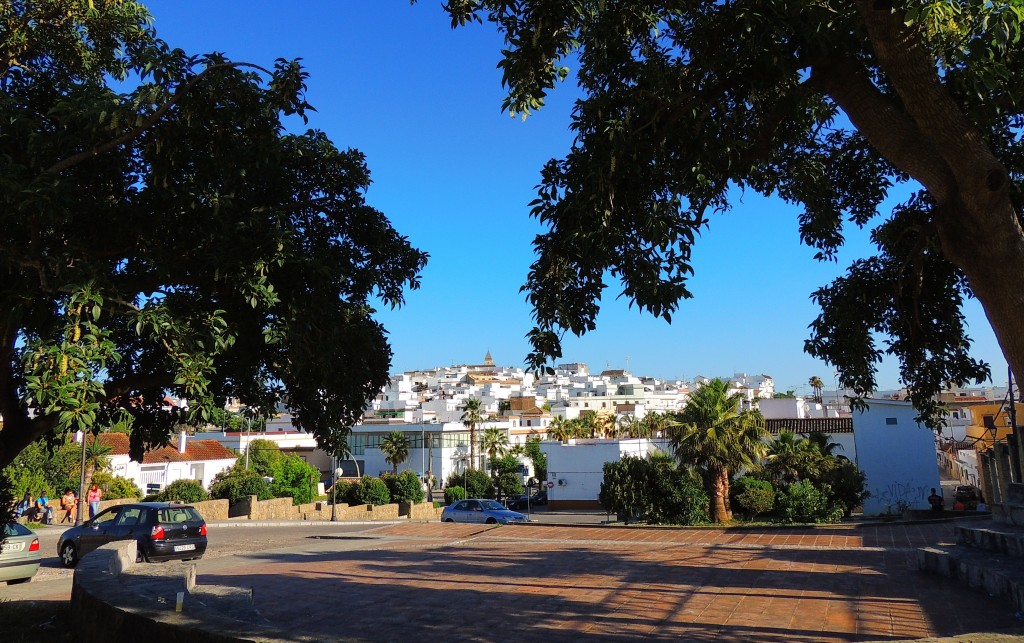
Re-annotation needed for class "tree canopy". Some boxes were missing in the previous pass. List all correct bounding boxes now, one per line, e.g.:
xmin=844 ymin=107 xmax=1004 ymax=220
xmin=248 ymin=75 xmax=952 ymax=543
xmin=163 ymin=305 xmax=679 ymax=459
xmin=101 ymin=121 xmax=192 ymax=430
xmin=0 ymin=2 xmax=426 ymax=472
xmin=438 ymin=0 xmax=1024 ymax=426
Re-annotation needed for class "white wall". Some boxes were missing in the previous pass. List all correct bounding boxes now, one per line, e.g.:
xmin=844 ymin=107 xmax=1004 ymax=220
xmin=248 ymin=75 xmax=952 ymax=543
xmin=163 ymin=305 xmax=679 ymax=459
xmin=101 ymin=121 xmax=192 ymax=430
xmin=853 ymin=400 xmax=941 ymax=515
xmin=540 ymin=439 xmax=671 ymax=506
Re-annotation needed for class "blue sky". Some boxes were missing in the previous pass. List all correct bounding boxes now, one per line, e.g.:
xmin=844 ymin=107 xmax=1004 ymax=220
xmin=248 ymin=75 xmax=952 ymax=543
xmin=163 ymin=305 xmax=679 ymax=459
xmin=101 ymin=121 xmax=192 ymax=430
xmin=144 ymin=1 xmax=1008 ymax=393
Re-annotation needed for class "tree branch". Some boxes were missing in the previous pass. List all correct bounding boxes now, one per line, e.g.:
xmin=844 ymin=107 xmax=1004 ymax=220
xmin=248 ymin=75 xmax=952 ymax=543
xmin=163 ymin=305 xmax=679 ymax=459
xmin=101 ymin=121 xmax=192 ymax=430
xmin=855 ymin=1 xmax=1005 ymax=200
xmin=811 ymin=54 xmax=955 ymax=202
xmin=43 ymin=61 xmax=273 ymax=176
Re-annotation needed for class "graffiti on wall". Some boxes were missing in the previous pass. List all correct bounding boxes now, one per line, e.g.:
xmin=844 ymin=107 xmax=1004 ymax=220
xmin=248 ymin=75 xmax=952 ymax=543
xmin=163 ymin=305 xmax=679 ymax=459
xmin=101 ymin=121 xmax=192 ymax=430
xmin=873 ymin=480 xmax=930 ymax=513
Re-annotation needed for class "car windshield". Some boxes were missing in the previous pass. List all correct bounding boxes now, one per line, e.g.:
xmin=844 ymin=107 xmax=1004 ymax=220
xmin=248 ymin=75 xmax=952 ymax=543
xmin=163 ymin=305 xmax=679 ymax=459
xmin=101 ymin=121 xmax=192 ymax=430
xmin=481 ymin=500 xmax=505 ymax=511
xmin=157 ymin=507 xmax=202 ymax=524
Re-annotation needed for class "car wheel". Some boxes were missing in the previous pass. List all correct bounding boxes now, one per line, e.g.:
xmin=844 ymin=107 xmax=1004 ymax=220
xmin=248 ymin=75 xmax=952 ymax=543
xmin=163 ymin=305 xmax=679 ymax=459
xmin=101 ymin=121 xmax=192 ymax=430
xmin=443 ymin=518 xmax=454 ymax=523
xmin=7 ymin=577 xmax=31 ymax=585
xmin=135 ymin=545 xmax=148 ymax=564
xmin=485 ymin=517 xmax=497 ymax=525
xmin=60 ymin=542 xmax=78 ymax=568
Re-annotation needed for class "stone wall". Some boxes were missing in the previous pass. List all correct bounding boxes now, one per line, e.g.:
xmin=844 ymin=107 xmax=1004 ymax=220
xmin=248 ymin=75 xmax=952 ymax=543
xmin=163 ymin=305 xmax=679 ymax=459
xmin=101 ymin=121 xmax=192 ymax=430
xmin=190 ymin=498 xmax=230 ymax=522
xmin=248 ymin=496 xmax=300 ymax=521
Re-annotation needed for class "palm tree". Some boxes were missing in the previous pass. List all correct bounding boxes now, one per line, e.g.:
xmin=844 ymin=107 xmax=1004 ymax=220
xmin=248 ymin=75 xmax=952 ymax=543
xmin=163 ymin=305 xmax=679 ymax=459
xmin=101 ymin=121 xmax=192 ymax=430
xmin=460 ymin=398 xmax=484 ymax=469
xmin=668 ymin=379 xmax=768 ymax=523
xmin=808 ymin=376 xmax=824 ymax=403
xmin=547 ymin=417 xmax=571 ymax=443
xmin=806 ymin=430 xmax=842 ymax=456
xmin=379 ymin=430 xmax=410 ymax=474
xmin=765 ymin=431 xmax=808 ymax=483
xmin=480 ymin=427 xmax=510 ymax=476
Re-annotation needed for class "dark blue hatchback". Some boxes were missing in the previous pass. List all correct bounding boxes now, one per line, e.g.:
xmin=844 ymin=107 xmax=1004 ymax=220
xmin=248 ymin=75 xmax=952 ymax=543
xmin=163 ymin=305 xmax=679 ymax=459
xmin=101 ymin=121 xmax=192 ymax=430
xmin=58 ymin=502 xmax=207 ymax=567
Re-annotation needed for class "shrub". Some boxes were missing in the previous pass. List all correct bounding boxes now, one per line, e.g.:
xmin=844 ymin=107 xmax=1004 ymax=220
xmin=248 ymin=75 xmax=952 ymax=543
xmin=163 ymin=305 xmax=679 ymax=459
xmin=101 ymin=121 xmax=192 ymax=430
xmin=391 ymin=470 xmax=425 ymax=504
xmin=599 ymin=454 xmax=709 ymax=525
xmin=243 ymin=439 xmax=284 ymax=477
xmin=777 ymin=480 xmax=843 ymax=523
xmin=733 ymin=477 xmax=775 ymax=519
xmin=269 ymin=455 xmax=319 ymax=505
xmin=444 ymin=486 xmax=467 ymax=504
xmin=210 ymin=468 xmax=273 ymax=504
xmin=329 ymin=480 xmax=358 ymax=504
xmin=157 ymin=479 xmax=210 ymax=504
xmin=90 ymin=471 xmax=142 ymax=501
xmin=817 ymin=458 xmax=869 ymax=517
xmin=463 ymin=468 xmax=494 ymax=499
xmin=356 ymin=476 xmax=391 ymax=506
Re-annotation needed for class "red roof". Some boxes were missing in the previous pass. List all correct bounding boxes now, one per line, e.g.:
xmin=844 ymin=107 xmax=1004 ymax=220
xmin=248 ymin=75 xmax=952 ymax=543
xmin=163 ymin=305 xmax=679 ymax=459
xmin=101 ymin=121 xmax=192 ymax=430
xmin=142 ymin=439 xmax=236 ymax=463
xmin=94 ymin=433 xmax=235 ymax=463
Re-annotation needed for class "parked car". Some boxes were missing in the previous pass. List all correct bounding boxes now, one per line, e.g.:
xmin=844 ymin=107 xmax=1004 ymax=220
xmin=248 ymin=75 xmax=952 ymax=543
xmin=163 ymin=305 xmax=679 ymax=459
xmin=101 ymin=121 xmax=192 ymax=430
xmin=1 ymin=522 xmax=41 ymax=584
xmin=506 ymin=489 xmax=548 ymax=511
xmin=57 ymin=502 xmax=207 ymax=568
xmin=954 ymin=485 xmax=979 ymax=503
xmin=441 ymin=499 xmax=528 ymax=525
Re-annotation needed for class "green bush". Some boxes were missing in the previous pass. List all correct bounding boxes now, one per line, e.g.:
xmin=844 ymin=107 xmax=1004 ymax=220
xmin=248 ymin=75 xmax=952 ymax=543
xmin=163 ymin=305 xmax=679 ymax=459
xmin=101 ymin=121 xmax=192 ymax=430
xmin=269 ymin=455 xmax=319 ymax=505
xmin=599 ymin=454 xmax=709 ymax=525
xmin=463 ymin=468 xmax=494 ymax=499
xmin=329 ymin=480 xmax=358 ymax=504
xmin=777 ymin=480 xmax=843 ymax=523
xmin=243 ymin=439 xmax=284 ymax=477
xmin=356 ymin=476 xmax=391 ymax=506
xmin=390 ymin=470 xmax=425 ymax=504
xmin=90 ymin=471 xmax=142 ymax=501
xmin=210 ymin=468 xmax=273 ymax=504
xmin=444 ymin=486 xmax=467 ymax=504
xmin=733 ymin=477 xmax=775 ymax=519
xmin=817 ymin=458 xmax=869 ymax=517
xmin=157 ymin=479 xmax=210 ymax=503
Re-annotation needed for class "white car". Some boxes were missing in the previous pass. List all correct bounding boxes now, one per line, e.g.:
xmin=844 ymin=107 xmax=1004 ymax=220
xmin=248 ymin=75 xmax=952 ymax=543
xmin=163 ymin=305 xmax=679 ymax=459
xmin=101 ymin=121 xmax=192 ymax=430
xmin=1 ymin=522 xmax=41 ymax=584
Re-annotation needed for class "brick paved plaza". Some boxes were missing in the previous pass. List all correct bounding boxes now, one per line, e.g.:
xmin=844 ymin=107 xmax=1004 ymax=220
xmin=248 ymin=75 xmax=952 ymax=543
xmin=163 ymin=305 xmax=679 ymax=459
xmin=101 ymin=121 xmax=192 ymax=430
xmin=197 ymin=521 xmax=1023 ymax=642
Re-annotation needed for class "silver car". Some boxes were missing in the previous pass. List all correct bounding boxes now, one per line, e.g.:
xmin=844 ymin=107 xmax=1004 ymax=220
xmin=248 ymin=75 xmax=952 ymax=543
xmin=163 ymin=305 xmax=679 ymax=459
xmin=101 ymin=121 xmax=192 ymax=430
xmin=1 ymin=522 xmax=41 ymax=584
xmin=441 ymin=499 xmax=528 ymax=525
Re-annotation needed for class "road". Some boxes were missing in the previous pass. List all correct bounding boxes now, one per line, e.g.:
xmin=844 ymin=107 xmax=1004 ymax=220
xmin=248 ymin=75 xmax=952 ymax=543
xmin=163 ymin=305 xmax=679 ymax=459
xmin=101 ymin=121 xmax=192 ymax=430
xmin=1 ymin=521 xmax=383 ymax=602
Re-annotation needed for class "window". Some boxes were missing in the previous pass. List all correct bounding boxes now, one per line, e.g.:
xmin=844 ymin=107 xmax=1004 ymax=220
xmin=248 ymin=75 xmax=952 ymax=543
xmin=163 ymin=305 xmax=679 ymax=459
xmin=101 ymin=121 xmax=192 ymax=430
xmin=115 ymin=507 xmax=143 ymax=527
xmin=885 ymin=417 xmax=898 ymax=425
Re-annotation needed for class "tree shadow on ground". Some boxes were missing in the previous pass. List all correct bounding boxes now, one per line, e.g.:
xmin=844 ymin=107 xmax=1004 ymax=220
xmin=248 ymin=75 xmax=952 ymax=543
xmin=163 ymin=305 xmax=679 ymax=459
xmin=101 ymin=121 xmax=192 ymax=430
xmin=198 ymin=531 xmax=1017 ymax=643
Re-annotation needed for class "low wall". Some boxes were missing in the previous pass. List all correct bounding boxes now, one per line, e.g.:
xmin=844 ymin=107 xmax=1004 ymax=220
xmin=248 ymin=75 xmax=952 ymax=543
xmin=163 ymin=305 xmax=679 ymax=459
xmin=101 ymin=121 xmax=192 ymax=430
xmin=70 ymin=540 xmax=287 ymax=642
xmin=190 ymin=498 xmax=230 ymax=522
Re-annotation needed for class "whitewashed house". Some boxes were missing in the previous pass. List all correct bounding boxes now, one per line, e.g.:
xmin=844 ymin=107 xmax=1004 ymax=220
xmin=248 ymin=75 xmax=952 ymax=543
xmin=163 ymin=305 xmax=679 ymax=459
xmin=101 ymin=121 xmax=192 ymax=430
xmin=99 ymin=431 xmax=237 ymax=495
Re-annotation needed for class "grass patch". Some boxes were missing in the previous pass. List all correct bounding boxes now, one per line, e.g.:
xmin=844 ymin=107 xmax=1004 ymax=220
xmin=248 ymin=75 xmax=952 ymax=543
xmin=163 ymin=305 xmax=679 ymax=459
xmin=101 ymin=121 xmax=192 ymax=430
xmin=0 ymin=600 xmax=74 ymax=643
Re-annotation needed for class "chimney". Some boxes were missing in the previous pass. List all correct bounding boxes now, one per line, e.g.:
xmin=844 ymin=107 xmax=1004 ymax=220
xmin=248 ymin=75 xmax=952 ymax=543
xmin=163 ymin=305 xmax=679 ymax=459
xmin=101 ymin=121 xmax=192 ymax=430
xmin=178 ymin=430 xmax=187 ymax=454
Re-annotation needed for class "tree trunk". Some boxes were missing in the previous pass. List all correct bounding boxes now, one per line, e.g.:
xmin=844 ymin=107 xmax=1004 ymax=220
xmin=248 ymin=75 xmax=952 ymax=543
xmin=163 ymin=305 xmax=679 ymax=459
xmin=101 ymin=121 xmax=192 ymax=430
xmin=469 ymin=424 xmax=477 ymax=470
xmin=709 ymin=467 xmax=732 ymax=523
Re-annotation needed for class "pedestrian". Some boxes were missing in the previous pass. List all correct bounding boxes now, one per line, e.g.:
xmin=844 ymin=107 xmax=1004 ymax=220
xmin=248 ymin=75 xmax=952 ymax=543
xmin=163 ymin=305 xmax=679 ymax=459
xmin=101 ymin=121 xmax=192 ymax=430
xmin=927 ymin=487 xmax=944 ymax=512
xmin=60 ymin=489 xmax=77 ymax=524
xmin=35 ymin=492 xmax=51 ymax=523
xmin=87 ymin=483 xmax=102 ymax=519
xmin=14 ymin=493 xmax=32 ymax=519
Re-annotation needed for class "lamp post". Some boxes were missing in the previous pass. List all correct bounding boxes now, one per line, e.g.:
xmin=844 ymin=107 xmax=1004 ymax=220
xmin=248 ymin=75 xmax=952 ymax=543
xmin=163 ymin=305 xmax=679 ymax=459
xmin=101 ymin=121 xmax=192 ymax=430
xmin=243 ymin=413 xmax=252 ymax=470
xmin=76 ymin=430 xmax=88 ymax=525
xmin=331 ymin=456 xmax=339 ymax=522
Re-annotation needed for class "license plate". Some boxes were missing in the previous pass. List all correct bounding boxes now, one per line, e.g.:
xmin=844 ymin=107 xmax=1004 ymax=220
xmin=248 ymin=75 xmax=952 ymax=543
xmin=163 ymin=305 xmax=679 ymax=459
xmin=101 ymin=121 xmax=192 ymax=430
xmin=173 ymin=544 xmax=196 ymax=552
xmin=1 ymin=542 xmax=23 ymax=553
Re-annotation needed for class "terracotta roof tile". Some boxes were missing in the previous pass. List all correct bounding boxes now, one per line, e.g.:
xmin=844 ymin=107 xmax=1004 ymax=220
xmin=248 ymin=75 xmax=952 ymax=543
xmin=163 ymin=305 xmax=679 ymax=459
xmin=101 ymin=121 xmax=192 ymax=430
xmin=764 ymin=418 xmax=854 ymax=434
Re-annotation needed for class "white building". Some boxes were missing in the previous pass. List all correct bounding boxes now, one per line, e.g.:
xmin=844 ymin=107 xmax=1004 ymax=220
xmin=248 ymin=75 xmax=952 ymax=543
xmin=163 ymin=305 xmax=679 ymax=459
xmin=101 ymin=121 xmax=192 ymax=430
xmin=99 ymin=431 xmax=237 ymax=495
xmin=853 ymin=399 xmax=941 ymax=516
xmin=540 ymin=438 xmax=671 ymax=509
